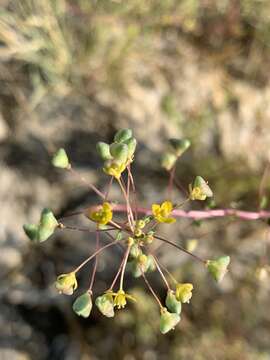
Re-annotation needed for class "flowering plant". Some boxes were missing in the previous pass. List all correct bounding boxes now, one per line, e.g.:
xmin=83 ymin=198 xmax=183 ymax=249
xmin=23 ymin=128 xmax=237 ymax=334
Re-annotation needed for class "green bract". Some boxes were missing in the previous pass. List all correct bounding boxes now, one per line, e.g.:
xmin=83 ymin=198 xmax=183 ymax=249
xmin=206 ymin=256 xmax=230 ymax=282
xmin=161 ymin=152 xmax=177 ymax=171
xmin=23 ymin=224 xmax=39 ymax=241
xmin=193 ymin=176 xmax=213 ymax=198
xmin=160 ymin=308 xmax=180 ymax=334
xmin=96 ymin=142 xmax=112 ymax=161
xmin=169 ymin=138 xmax=191 ymax=157
xmin=95 ymin=292 xmax=115 ymax=318
xmin=165 ymin=291 xmax=182 ymax=315
xmin=114 ymin=128 xmax=133 ymax=143
xmin=23 ymin=208 xmax=58 ymax=243
xmin=52 ymin=148 xmax=70 ymax=169
xmin=110 ymin=143 xmax=129 ymax=164
xmin=72 ymin=292 xmax=92 ymax=318
xmin=123 ymin=137 xmax=137 ymax=158
xmin=130 ymin=244 xmax=142 ymax=259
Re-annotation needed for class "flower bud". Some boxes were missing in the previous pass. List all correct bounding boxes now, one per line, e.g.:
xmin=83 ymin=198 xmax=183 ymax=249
xmin=95 ymin=292 xmax=115 ymax=318
xmin=96 ymin=142 xmax=112 ymax=161
xmin=110 ymin=143 xmax=129 ymax=164
xmin=160 ymin=308 xmax=180 ymax=334
xmin=161 ymin=152 xmax=177 ymax=171
xmin=72 ymin=292 xmax=92 ymax=318
xmin=130 ymin=244 xmax=142 ymax=258
xmin=52 ymin=148 xmax=70 ymax=169
xmin=166 ymin=291 xmax=182 ymax=315
xmin=144 ymin=232 xmax=154 ymax=244
xmin=55 ymin=272 xmax=78 ymax=295
xmin=134 ymin=228 xmax=143 ymax=237
xmin=169 ymin=138 xmax=191 ymax=157
xmin=146 ymin=255 xmax=156 ymax=272
xmin=131 ymin=260 xmax=142 ymax=278
xmin=114 ymin=128 xmax=132 ymax=143
xmin=206 ymin=256 xmax=230 ymax=282
xmin=136 ymin=219 xmax=146 ymax=229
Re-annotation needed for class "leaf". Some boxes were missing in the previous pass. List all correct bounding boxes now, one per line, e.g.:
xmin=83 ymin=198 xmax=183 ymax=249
xmin=72 ymin=292 xmax=92 ymax=318
xmin=52 ymin=148 xmax=70 ymax=169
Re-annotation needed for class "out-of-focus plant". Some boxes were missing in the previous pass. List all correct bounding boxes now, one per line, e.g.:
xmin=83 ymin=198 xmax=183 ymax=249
xmin=23 ymin=128 xmax=241 ymax=334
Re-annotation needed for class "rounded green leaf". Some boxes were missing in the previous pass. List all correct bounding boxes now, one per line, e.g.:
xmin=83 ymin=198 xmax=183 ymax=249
xmin=23 ymin=224 xmax=39 ymax=241
xmin=160 ymin=308 xmax=180 ymax=334
xmin=52 ymin=148 xmax=70 ymax=169
xmin=37 ymin=226 xmax=55 ymax=242
xmin=206 ymin=256 xmax=230 ymax=282
xmin=169 ymin=138 xmax=191 ymax=157
xmin=130 ymin=244 xmax=142 ymax=259
xmin=40 ymin=208 xmax=58 ymax=229
xmin=161 ymin=152 xmax=177 ymax=171
xmin=37 ymin=208 xmax=58 ymax=242
xmin=146 ymin=255 xmax=156 ymax=272
xmin=110 ymin=143 xmax=128 ymax=164
xmin=95 ymin=293 xmax=115 ymax=318
xmin=72 ymin=292 xmax=92 ymax=318
xmin=96 ymin=142 xmax=112 ymax=161
xmin=165 ymin=291 xmax=182 ymax=315
xmin=114 ymin=128 xmax=132 ymax=143
xmin=123 ymin=137 xmax=137 ymax=158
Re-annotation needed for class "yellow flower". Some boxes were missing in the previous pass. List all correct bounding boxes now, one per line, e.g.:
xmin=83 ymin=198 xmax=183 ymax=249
xmin=189 ymin=176 xmax=213 ymax=201
xmin=189 ymin=186 xmax=207 ymax=201
xmin=175 ymin=283 xmax=193 ymax=303
xmin=112 ymin=289 xmax=136 ymax=309
xmin=103 ymin=161 xmax=126 ymax=179
xmin=89 ymin=202 xmax=113 ymax=225
xmin=55 ymin=272 xmax=78 ymax=295
xmin=152 ymin=201 xmax=176 ymax=224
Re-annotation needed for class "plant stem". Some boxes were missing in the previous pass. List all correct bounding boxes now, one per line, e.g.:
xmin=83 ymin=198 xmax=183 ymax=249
xmin=74 ymin=240 xmax=118 ymax=273
xmin=109 ymin=247 xmax=130 ymax=290
xmin=140 ymin=269 xmax=163 ymax=309
xmin=89 ymin=225 xmax=100 ymax=291
xmin=117 ymin=177 xmax=135 ymax=231
xmin=150 ymin=254 xmax=171 ymax=290
xmin=119 ymin=245 xmax=131 ymax=291
xmin=69 ymin=166 xmax=105 ymax=199
xmin=154 ymin=234 xmax=206 ymax=264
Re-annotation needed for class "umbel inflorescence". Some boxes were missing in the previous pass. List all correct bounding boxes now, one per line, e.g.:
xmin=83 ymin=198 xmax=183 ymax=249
xmin=23 ymin=129 xmax=230 ymax=334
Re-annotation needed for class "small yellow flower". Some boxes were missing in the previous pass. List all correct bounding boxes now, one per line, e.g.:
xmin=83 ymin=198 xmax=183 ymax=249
xmin=89 ymin=202 xmax=113 ymax=225
xmin=175 ymin=283 xmax=193 ymax=303
xmin=112 ymin=289 xmax=136 ymax=309
xmin=189 ymin=176 xmax=213 ymax=201
xmin=152 ymin=201 xmax=176 ymax=224
xmin=189 ymin=186 xmax=207 ymax=201
xmin=55 ymin=272 xmax=78 ymax=295
xmin=103 ymin=162 xmax=126 ymax=179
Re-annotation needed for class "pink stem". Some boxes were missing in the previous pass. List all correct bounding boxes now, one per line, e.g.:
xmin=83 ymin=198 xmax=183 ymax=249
xmin=108 ymin=205 xmax=270 ymax=221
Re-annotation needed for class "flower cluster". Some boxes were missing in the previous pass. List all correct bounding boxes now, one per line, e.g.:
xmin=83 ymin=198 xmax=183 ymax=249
xmin=23 ymin=128 xmax=232 ymax=335
xmin=96 ymin=129 xmax=137 ymax=179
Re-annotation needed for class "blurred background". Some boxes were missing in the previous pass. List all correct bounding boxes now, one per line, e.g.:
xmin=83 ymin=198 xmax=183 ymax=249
xmin=1 ymin=1 xmax=270 ymax=359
